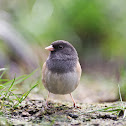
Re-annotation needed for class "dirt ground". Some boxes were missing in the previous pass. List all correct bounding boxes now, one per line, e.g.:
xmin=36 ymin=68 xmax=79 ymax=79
xmin=0 ymin=99 xmax=126 ymax=126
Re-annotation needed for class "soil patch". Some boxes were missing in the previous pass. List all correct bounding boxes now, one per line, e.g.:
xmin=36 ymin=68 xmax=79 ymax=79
xmin=0 ymin=100 xmax=126 ymax=126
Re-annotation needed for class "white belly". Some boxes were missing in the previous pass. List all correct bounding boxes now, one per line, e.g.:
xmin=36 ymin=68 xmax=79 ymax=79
xmin=44 ymin=70 xmax=79 ymax=94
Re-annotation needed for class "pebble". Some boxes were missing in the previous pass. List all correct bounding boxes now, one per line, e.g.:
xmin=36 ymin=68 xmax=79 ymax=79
xmin=68 ymin=113 xmax=78 ymax=119
xmin=12 ymin=111 xmax=18 ymax=116
xmin=28 ymin=109 xmax=39 ymax=115
xmin=21 ymin=111 xmax=30 ymax=117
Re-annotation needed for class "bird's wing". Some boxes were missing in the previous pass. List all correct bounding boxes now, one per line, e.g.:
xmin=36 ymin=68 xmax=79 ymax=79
xmin=76 ymin=61 xmax=82 ymax=80
xmin=42 ymin=62 xmax=47 ymax=85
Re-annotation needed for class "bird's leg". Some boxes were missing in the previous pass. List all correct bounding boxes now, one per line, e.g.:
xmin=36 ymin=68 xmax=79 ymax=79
xmin=70 ymin=93 xmax=76 ymax=107
xmin=46 ymin=92 xmax=50 ymax=107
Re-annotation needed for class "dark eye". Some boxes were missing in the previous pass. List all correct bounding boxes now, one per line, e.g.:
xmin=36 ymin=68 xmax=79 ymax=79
xmin=58 ymin=45 xmax=63 ymax=49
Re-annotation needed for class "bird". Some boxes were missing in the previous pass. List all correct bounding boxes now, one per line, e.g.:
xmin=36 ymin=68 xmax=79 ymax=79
xmin=42 ymin=40 xmax=82 ymax=107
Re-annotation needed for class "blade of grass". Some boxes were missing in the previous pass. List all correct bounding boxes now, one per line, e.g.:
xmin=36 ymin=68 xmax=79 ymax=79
xmin=3 ymin=75 xmax=27 ymax=86
xmin=10 ymin=92 xmax=20 ymax=101
xmin=87 ymin=106 xmax=120 ymax=113
xmin=0 ymin=85 xmax=5 ymax=88
xmin=4 ymin=75 xmax=16 ymax=98
xmin=3 ymin=69 xmax=38 ymax=87
xmin=0 ymin=75 xmax=28 ymax=95
xmin=0 ymin=74 xmax=31 ymax=91
xmin=14 ymin=82 xmax=38 ymax=107
xmin=19 ymin=83 xmax=38 ymax=103
xmin=97 ymin=109 xmax=122 ymax=112
xmin=0 ymin=70 xmax=7 ymax=79
xmin=0 ymin=75 xmax=26 ymax=95
xmin=0 ymin=79 xmax=9 ymax=82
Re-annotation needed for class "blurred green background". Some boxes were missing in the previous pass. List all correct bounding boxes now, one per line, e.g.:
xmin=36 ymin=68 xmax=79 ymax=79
xmin=0 ymin=0 xmax=126 ymax=102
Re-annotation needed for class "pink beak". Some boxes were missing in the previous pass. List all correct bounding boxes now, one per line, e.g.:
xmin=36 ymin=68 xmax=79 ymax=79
xmin=45 ymin=45 xmax=54 ymax=51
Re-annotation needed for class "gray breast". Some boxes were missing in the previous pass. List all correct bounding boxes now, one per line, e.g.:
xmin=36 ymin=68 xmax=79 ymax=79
xmin=44 ymin=69 xmax=79 ymax=94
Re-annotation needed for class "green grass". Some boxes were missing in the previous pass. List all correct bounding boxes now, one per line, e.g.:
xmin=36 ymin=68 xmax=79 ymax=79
xmin=0 ymin=68 xmax=38 ymax=108
xmin=14 ymin=82 xmax=38 ymax=107
xmin=88 ymin=105 xmax=125 ymax=115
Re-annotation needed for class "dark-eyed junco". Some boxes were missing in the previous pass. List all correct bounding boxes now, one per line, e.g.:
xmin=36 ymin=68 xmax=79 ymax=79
xmin=42 ymin=40 xmax=82 ymax=107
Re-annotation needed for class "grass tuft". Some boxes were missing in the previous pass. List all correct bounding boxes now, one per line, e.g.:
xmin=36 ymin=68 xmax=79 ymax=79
xmin=0 ymin=68 xmax=39 ymax=109
xmin=14 ymin=82 xmax=38 ymax=107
